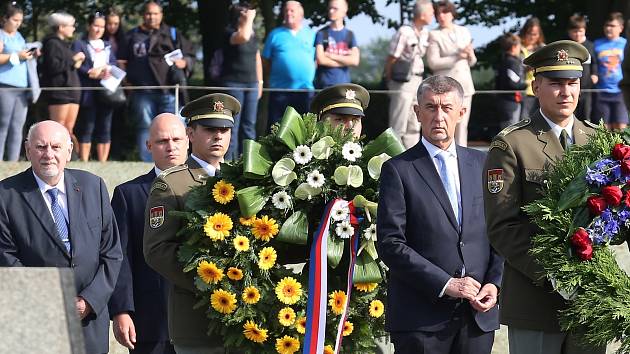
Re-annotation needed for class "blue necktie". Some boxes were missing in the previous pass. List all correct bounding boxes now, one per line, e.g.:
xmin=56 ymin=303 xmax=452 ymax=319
xmin=436 ymin=151 xmax=460 ymax=225
xmin=47 ymin=188 xmax=71 ymax=252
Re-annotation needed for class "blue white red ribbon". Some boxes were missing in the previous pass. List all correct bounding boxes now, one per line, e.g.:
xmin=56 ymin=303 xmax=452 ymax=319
xmin=303 ymin=199 xmax=360 ymax=354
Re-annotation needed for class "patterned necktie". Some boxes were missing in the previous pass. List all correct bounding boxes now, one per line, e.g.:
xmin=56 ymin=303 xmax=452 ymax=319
xmin=435 ymin=151 xmax=460 ymax=225
xmin=559 ymin=129 xmax=570 ymax=152
xmin=46 ymin=188 xmax=71 ymax=252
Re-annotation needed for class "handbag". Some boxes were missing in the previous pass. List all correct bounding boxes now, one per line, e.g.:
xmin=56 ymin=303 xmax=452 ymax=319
xmin=390 ymin=59 xmax=413 ymax=82
xmin=96 ymin=86 xmax=126 ymax=106
xmin=167 ymin=65 xmax=188 ymax=86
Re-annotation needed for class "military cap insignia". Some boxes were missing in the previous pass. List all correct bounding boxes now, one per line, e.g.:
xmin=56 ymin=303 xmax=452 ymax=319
xmin=557 ymin=49 xmax=569 ymax=62
xmin=345 ymin=89 xmax=356 ymax=100
xmin=213 ymin=100 xmax=225 ymax=112
xmin=487 ymin=169 xmax=504 ymax=194
xmin=149 ymin=206 xmax=165 ymax=229
xmin=490 ymin=140 xmax=508 ymax=151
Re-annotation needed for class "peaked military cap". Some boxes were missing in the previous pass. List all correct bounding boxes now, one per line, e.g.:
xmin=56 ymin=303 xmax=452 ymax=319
xmin=523 ymin=40 xmax=590 ymax=79
xmin=181 ymin=93 xmax=240 ymax=128
xmin=310 ymin=83 xmax=370 ymax=118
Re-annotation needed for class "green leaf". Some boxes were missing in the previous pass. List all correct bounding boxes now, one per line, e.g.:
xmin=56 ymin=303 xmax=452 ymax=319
xmin=277 ymin=210 xmax=308 ymax=245
xmin=352 ymin=195 xmax=378 ymax=218
xmin=294 ymin=183 xmax=322 ymax=200
xmin=367 ymin=153 xmax=391 ymax=179
xmin=271 ymin=158 xmax=297 ymax=186
xmin=363 ymin=128 xmax=405 ymax=159
xmin=347 ymin=165 xmax=364 ymax=188
xmin=236 ymin=186 xmax=269 ymax=217
xmin=570 ymin=207 xmax=590 ymax=233
xmin=360 ymin=240 xmax=379 ymax=261
xmin=276 ymin=107 xmax=306 ymax=150
xmin=353 ymin=252 xmax=383 ymax=283
xmin=311 ymin=136 xmax=335 ymax=159
xmin=557 ymin=170 xmax=589 ymax=211
xmin=334 ymin=166 xmax=349 ymax=185
xmin=242 ymin=139 xmax=273 ymax=179
xmin=327 ymin=233 xmax=344 ymax=269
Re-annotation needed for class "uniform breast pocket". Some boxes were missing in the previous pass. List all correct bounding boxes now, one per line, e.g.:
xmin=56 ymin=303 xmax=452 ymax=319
xmin=524 ymin=168 xmax=546 ymax=200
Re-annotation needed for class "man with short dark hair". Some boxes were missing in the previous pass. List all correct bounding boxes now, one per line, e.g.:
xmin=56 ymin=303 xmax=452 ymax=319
xmin=0 ymin=120 xmax=122 ymax=354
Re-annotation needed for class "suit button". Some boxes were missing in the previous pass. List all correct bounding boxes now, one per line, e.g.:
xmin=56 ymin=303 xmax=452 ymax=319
xmin=71 ymin=263 xmax=76 ymax=267
xmin=459 ymin=241 xmax=464 ymax=247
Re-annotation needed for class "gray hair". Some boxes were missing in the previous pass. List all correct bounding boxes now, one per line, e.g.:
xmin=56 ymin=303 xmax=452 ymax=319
xmin=48 ymin=12 xmax=74 ymax=32
xmin=417 ymin=75 xmax=465 ymax=104
xmin=26 ymin=121 xmax=72 ymax=145
xmin=414 ymin=0 xmax=433 ymax=15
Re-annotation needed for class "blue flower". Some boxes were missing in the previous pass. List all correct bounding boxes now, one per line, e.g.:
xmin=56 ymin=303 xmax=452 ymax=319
xmin=585 ymin=167 xmax=610 ymax=187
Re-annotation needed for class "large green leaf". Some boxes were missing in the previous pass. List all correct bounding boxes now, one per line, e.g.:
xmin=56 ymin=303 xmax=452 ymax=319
xmin=352 ymin=195 xmax=378 ymax=219
xmin=276 ymin=107 xmax=306 ymax=150
xmin=311 ymin=136 xmax=335 ymax=159
xmin=294 ymin=183 xmax=322 ymax=200
xmin=363 ymin=128 xmax=405 ymax=159
xmin=353 ymin=252 xmax=383 ymax=283
xmin=334 ymin=166 xmax=349 ymax=185
xmin=277 ymin=210 xmax=308 ymax=245
xmin=367 ymin=153 xmax=391 ymax=179
xmin=327 ymin=233 xmax=344 ymax=269
xmin=347 ymin=165 xmax=364 ymax=188
xmin=236 ymin=186 xmax=269 ymax=217
xmin=557 ymin=170 xmax=589 ymax=211
xmin=242 ymin=140 xmax=273 ymax=179
xmin=272 ymin=158 xmax=298 ymax=186
xmin=359 ymin=240 xmax=379 ymax=261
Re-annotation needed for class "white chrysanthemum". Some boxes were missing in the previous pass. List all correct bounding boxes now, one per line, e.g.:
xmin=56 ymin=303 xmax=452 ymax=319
xmin=342 ymin=142 xmax=362 ymax=162
xmin=293 ymin=145 xmax=313 ymax=165
xmin=307 ymin=170 xmax=325 ymax=188
xmin=363 ymin=224 xmax=377 ymax=241
xmin=336 ymin=221 xmax=354 ymax=239
xmin=272 ymin=191 xmax=292 ymax=210
xmin=331 ymin=205 xmax=349 ymax=222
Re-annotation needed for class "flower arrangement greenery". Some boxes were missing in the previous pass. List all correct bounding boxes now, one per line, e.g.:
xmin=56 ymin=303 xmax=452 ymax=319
xmin=524 ymin=126 xmax=630 ymax=352
xmin=175 ymin=107 xmax=405 ymax=353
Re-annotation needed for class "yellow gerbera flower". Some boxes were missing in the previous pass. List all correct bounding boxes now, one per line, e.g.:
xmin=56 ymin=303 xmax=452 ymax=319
xmin=210 ymin=289 xmax=237 ymax=314
xmin=239 ymin=215 xmax=257 ymax=226
xmin=342 ymin=321 xmax=353 ymax=336
xmin=212 ymin=180 xmax=235 ymax=204
xmin=243 ymin=320 xmax=268 ymax=343
xmin=197 ymin=260 xmax=224 ymax=284
xmin=275 ymin=335 xmax=300 ymax=354
xmin=258 ymin=246 xmax=277 ymax=270
xmin=251 ymin=215 xmax=279 ymax=242
xmin=328 ymin=290 xmax=346 ymax=315
xmin=277 ymin=307 xmax=296 ymax=326
xmin=227 ymin=267 xmax=243 ymax=281
xmin=295 ymin=316 xmax=306 ymax=334
xmin=323 ymin=345 xmax=334 ymax=354
xmin=275 ymin=277 xmax=302 ymax=305
xmin=242 ymin=286 xmax=261 ymax=304
xmin=233 ymin=235 xmax=250 ymax=252
xmin=354 ymin=282 xmax=378 ymax=292
xmin=369 ymin=300 xmax=384 ymax=318
xmin=204 ymin=212 xmax=233 ymax=241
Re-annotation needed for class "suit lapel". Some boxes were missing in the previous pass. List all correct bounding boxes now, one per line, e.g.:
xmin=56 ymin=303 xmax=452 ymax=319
xmin=141 ymin=169 xmax=156 ymax=197
xmin=573 ymin=119 xmax=591 ymax=146
xmin=187 ymin=157 xmax=209 ymax=183
xmin=457 ymin=146 xmax=474 ymax=232
xmin=410 ymin=144 xmax=459 ymax=231
xmin=532 ymin=112 xmax=563 ymax=161
xmin=20 ymin=169 xmax=71 ymax=258
xmin=65 ymin=171 xmax=83 ymax=260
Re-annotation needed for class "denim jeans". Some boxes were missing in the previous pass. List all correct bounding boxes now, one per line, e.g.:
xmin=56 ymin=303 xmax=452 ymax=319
xmin=76 ymin=105 xmax=114 ymax=144
xmin=224 ymin=81 xmax=259 ymax=161
xmin=130 ymin=90 xmax=175 ymax=161
xmin=267 ymin=90 xmax=313 ymax=132
xmin=0 ymin=88 xmax=28 ymax=161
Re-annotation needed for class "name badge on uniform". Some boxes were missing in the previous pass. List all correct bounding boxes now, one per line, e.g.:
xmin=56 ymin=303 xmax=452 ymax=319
xmin=150 ymin=206 xmax=165 ymax=229
xmin=487 ymin=169 xmax=504 ymax=194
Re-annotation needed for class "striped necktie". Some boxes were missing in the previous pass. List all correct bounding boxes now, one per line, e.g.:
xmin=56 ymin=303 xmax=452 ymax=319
xmin=47 ymin=188 xmax=71 ymax=252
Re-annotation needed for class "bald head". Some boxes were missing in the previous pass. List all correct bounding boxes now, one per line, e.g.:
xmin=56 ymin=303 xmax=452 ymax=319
xmin=25 ymin=121 xmax=73 ymax=186
xmin=147 ymin=113 xmax=188 ymax=170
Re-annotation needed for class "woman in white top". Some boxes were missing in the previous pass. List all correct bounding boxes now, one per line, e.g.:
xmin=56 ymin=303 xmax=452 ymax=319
xmin=426 ymin=0 xmax=476 ymax=147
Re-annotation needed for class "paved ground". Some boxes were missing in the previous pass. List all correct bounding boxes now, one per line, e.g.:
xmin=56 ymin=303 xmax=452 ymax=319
xmin=0 ymin=161 xmax=626 ymax=353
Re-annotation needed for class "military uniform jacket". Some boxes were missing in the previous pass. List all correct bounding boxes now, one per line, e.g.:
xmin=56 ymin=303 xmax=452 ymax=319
xmin=143 ymin=157 xmax=222 ymax=346
xmin=483 ymin=111 xmax=595 ymax=332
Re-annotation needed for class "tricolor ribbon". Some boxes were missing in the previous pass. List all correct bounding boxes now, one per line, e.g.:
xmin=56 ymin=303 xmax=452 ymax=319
xmin=303 ymin=199 xmax=360 ymax=354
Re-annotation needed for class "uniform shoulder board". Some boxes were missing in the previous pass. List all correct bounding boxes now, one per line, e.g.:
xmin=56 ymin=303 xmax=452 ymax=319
xmin=582 ymin=119 xmax=598 ymax=129
xmin=497 ymin=118 xmax=531 ymax=137
xmin=159 ymin=164 xmax=188 ymax=178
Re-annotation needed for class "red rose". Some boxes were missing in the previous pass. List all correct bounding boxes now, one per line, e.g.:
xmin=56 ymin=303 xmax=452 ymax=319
xmin=586 ymin=195 xmax=607 ymax=215
xmin=601 ymin=186 xmax=623 ymax=206
xmin=625 ymin=190 xmax=630 ymax=208
xmin=612 ymin=143 xmax=630 ymax=160
xmin=622 ymin=160 xmax=630 ymax=176
xmin=570 ymin=228 xmax=593 ymax=261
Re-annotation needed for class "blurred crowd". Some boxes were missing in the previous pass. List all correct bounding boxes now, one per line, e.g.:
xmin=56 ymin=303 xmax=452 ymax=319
xmin=0 ymin=0 xmax=629 ymax=163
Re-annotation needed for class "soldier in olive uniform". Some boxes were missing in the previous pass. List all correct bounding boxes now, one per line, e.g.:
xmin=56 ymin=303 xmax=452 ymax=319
xmin=310 ymin=83 xmax=370 ymax=138
xmin=143 ymin=93 xmax=237 ymax=353
xmin=484 ymin=41 xmax=603 ymax=354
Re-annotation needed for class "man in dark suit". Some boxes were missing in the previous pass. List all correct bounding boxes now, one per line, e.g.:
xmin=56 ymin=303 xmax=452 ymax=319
xmin=377 ymin=75 xmax=503 ymax=354
xmin=109 ymin=113 xmax=189 ymax=353
xmin=0 ymin=120 xmax=122 ymax=354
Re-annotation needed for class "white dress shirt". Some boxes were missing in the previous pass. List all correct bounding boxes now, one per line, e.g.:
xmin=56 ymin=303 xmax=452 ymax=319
xmin=540 ymin=109 xmax=575 ymax=145
xmin=33 ymin=171 xmax=69 ymax=223
xmin=190 ymin=154 xmax=219 ymax=177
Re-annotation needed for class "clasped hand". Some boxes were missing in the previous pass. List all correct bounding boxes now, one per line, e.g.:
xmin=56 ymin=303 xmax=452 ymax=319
xmin=444 ymin=277 xmax=498 ymax=313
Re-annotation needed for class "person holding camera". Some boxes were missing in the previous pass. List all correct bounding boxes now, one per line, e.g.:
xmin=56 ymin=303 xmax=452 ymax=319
xmin=118 ymin=1 xmax=194 ymax=162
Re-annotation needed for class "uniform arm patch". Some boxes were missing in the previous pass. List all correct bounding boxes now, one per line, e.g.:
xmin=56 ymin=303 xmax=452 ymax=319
xmin=149 ymin=206 xmax=165 ymax=229
xmin=490 ymin=140 xmax=508 ymax=151
xmin=150 ymin=181 xmax=168 ymax=194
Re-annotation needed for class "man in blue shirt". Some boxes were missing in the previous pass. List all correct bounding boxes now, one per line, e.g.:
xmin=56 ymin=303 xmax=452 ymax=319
xmin=262 ymin=1 xmax=315 ymax=131
xmin=314 ymin=0 xmax=360 ymax=88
